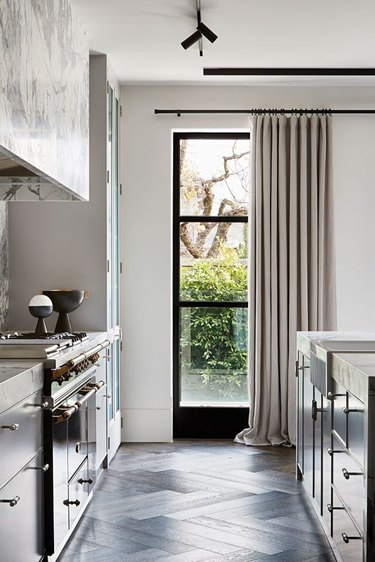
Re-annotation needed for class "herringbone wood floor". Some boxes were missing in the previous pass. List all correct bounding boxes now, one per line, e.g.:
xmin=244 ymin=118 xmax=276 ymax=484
xmin=58 ymin=441 xmax=336 ymax=562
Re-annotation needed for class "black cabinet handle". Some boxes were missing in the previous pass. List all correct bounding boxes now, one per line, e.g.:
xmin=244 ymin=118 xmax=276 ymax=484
xmin=342 ymin=407 xmax=362 ymax=414
xmin=30 ymin=463 xmax=49 ymax=472
xmin=0 ymin=496 xmax=20 ymax=507
xmin=327 ymin=448 xmax=345 ymax=456
xmin=328 ymin=392 xmax=346 ymax=399
xmin=342 ymin=468 xmax=363 ymax=480
xmin=78 ymin=478 xmax=93 ymax=485
xmin=342 ymin=532 xmax=362 ymax=544
xmin=327 ymin=504 xmax=345 ymax=513
xmin=2 ymin=423 xmax=19 ymax=431
xmin=63 ymin=499 xmax=80 ymax=507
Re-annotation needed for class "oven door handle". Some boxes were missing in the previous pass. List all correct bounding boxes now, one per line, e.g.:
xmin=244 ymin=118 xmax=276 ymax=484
xmin=53 ymin=382 xmax=104 ymax=424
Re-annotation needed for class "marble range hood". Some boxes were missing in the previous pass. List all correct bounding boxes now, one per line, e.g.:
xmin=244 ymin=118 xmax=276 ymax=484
xmin=0 ymin=148 xmax=79 ymax=202
xmin=0 ymin=0 xmax=89 ymax=202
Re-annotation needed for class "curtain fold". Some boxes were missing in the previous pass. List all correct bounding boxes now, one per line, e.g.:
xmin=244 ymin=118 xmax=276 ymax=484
xmin=235 ymin=114 xmax=336 ymax=447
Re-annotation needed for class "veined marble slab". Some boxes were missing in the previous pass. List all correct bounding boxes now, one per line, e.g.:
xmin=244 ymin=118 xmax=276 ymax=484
xmin=0 ymin=203 xmax=8 ymax=329
xmin=0 ymin=0 xmax=89 ymax=200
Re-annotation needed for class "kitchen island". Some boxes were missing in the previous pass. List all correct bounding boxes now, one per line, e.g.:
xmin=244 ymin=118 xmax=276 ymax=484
xmin=297 ymin=332 xmax=375 ymax=562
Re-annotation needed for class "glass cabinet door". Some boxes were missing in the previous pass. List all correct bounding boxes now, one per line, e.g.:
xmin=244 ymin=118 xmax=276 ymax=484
xmin=106 ymin=81 xmax=121 ymax=461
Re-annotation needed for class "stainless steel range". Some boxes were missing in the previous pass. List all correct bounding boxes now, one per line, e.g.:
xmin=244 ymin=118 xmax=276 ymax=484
xmin=0 ymin=330 xmax=113 ymax=560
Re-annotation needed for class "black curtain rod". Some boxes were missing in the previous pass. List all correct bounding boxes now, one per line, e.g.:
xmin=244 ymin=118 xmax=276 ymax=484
xmin=203 ymin=67 xmax=375 ymax=76
xmin=154 ymin=108 xmax=375 ymax=116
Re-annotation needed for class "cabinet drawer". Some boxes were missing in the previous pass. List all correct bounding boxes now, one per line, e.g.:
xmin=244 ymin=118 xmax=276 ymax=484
xmin=0 ymin=450 xmax=44 ymax=562
xmin=68 ymin=459 xmax=91 ymax=529
xmin=347 ymin=392 xmax=364 ymax=467
xmin=332 ymin=382 xmax=347 ymax=444
xmin=0 ymin=390 xmax=43 ymax=486
xmin=332 ymin=490 xmax=363 ymax=562
xmin=332 ymin=436 xmax=365 ymax=532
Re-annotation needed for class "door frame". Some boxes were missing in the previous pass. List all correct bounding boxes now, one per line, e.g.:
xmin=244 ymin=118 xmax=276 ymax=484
xmin=173 ymin=132 xmax=250 ymax=438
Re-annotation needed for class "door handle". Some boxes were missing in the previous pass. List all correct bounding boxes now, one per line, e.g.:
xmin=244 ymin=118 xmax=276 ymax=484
xmin=342 ymin=467 xmax=363 ymax=480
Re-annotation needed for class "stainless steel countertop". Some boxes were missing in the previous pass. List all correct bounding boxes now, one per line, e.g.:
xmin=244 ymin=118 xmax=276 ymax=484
xmin=0 ymin=328 xmax=120 ymax=413
xmin=0 ymin=360 xmax=44 ymax=414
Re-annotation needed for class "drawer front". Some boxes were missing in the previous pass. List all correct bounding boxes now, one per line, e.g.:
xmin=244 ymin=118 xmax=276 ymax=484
xmin=67 ymin=403 xmax=88 ymax=480
xmin=68 ymin=459 xmax=91 ymax=528
xmin=332 ymin=382 xmax=347 ymax=444
xmin=332 ymin=490 xmax=363 ymax=562
xmin=347 ymin=392 xmax=365 ymax=467
xmin=0 ymin=450 xmax=44 ymax=562
xmin=52 ymin=418 xmax=69 ymax=552
xmin=0 ymin=390 xmax=43 ymax=486
xmin=332 ymin=436 xmax=365 ymax=532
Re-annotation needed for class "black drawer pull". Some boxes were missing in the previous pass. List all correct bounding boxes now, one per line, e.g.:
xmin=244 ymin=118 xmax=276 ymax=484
xmin=342 ymin=468 xmax=363 ymax=480
xmin=342 ymin=407 xmax=362 ymax=414
xmin=30 ymin=463 xmax=49 ymax=472
xmin=327 ymin=448 xmax=345 ymax=456
xmin=2 ymin=423 xmax=19 ymax=431
xmin=0 ymin=496 xmax=20 ymax=507
xmin=327 ymin=504 xmax=345 ymax=513
xmin=342 ymin=533 xmax=362 ymax=544
xmin=63 ymin=499 xmax=81 ymax=507
xmin=328 ymin=392 xmax=346 ymax=399
xmin=78 ymin=478 xmax=93 ymax=485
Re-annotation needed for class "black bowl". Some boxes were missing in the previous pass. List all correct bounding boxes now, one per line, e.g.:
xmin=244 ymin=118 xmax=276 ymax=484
xmin=43 ymin=290 xmax=86 ymax=333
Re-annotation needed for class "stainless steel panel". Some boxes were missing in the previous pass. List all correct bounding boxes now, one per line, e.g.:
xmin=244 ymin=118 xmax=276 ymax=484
xmin=332 ymin=490 xmax=363 ymax=562
xmin=296 ymin=353 xmax=304 ymax=473
xmin=52 ymin=414 xmax=69 ymax=551
xmin=0 ymin=450 xmax=44 ymax=562
xmin=68 ymin=458 xmax=90 ymax=529
xmin=0 ymin=389 xmax=43 ymax=486
xmin=88 ymin=380 xmax=107 ymax=484
xmin=67 ymin=397 xmax=88 ymax=479
xmin=332 ymin=381 xmax=347 ymax=444
xmin=332 ymin=435 xmax=365 ymax=532
xmin=322 ymin=394 xmax=331 ymax=530
xmin=303 ymin=358 xmax=314 ymax=496
xmin=347 ymin=392 xmax=365 ymax=468
xmin=311 ymin=352 xmax=328 ymax=396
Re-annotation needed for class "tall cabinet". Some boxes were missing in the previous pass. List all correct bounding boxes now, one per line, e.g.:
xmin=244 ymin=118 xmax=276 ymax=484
xmin=104 ymin=62 xmax=122 ymax=462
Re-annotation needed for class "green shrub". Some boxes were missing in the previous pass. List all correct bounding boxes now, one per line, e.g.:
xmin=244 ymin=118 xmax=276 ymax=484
xmin=180 ymin=247 xmax=248 ymax=399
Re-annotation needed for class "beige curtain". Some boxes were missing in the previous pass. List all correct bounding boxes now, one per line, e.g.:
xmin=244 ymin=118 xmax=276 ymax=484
xmin=235 ymin=114 xmax=336 ymax=446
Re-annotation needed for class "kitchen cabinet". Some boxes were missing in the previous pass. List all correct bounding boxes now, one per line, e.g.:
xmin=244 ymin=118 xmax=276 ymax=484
xmin=0 ymin=361 xmax=45 ymax=562
xmin=297 ymin=333 xmax=375 ymax=562
xmin=296 ymin=351 xmax=330 ymax=517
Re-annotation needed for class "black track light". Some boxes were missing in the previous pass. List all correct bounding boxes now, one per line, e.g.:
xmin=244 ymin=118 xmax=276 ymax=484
xmin=197 ymin=22 xmax=217 ymax=44
xmin=181 ymin=0 xmax=218 ymax=56
xmin=181 ymin=30 xmax=202 ymax=50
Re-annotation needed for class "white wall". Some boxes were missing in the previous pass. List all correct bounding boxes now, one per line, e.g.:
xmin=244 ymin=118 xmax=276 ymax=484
xmin=121 ymin=85 xmax=375 ymax=442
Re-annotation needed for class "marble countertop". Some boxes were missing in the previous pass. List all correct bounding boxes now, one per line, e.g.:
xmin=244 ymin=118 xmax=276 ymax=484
xmin=297 ymin=331 xmax=375 ymax=358
xmin=332 ymin=352 xmax=375 ymax=403
xmin=0 ymin=360 xmax=44 ymax=414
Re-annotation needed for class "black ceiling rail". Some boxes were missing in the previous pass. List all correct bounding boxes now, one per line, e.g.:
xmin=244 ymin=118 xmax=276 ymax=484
xmin=155 ymin=108 xmax=375 ymax=116
xmin=203 ymin=67 xmax=375 ymax=76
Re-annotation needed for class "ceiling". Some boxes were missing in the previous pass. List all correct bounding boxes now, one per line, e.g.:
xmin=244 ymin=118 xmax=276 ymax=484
xmin=71 ymin=0 xmax=375 ymax=85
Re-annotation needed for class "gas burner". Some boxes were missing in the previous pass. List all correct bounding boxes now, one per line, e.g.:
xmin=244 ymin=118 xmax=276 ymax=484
xmin=0 ymin=331 xmax=89 ymax=343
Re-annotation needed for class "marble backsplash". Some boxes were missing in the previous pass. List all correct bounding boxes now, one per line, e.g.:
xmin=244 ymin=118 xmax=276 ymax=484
xmin=0 ymin=203 xmax=9 ymax=330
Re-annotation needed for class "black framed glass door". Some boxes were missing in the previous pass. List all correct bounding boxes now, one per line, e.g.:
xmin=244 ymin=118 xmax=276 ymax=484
xmin=173 ymin=132 xmax=250 ymax=438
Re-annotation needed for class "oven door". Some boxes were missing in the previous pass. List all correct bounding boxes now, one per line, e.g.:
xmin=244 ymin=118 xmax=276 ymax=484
xmin=50 ymin=376 xmax=98 ymax=555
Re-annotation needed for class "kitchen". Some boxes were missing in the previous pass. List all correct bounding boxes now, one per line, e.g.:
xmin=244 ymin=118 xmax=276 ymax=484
xmin=2 ymin=0 xmax=375 ymax=561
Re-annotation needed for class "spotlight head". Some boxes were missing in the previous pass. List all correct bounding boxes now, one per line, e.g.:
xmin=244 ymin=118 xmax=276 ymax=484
xmin=197 ymin=22 xmax=218 ymax=44
xmin=181 ymin=30 xmax=202 ymax=50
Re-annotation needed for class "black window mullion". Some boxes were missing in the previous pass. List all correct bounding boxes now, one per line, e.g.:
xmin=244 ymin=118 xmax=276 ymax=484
xmin=179 ymin=301 xmax=248 ymax=308
xmin=179 ymin=216 xmax=248 ymax=223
